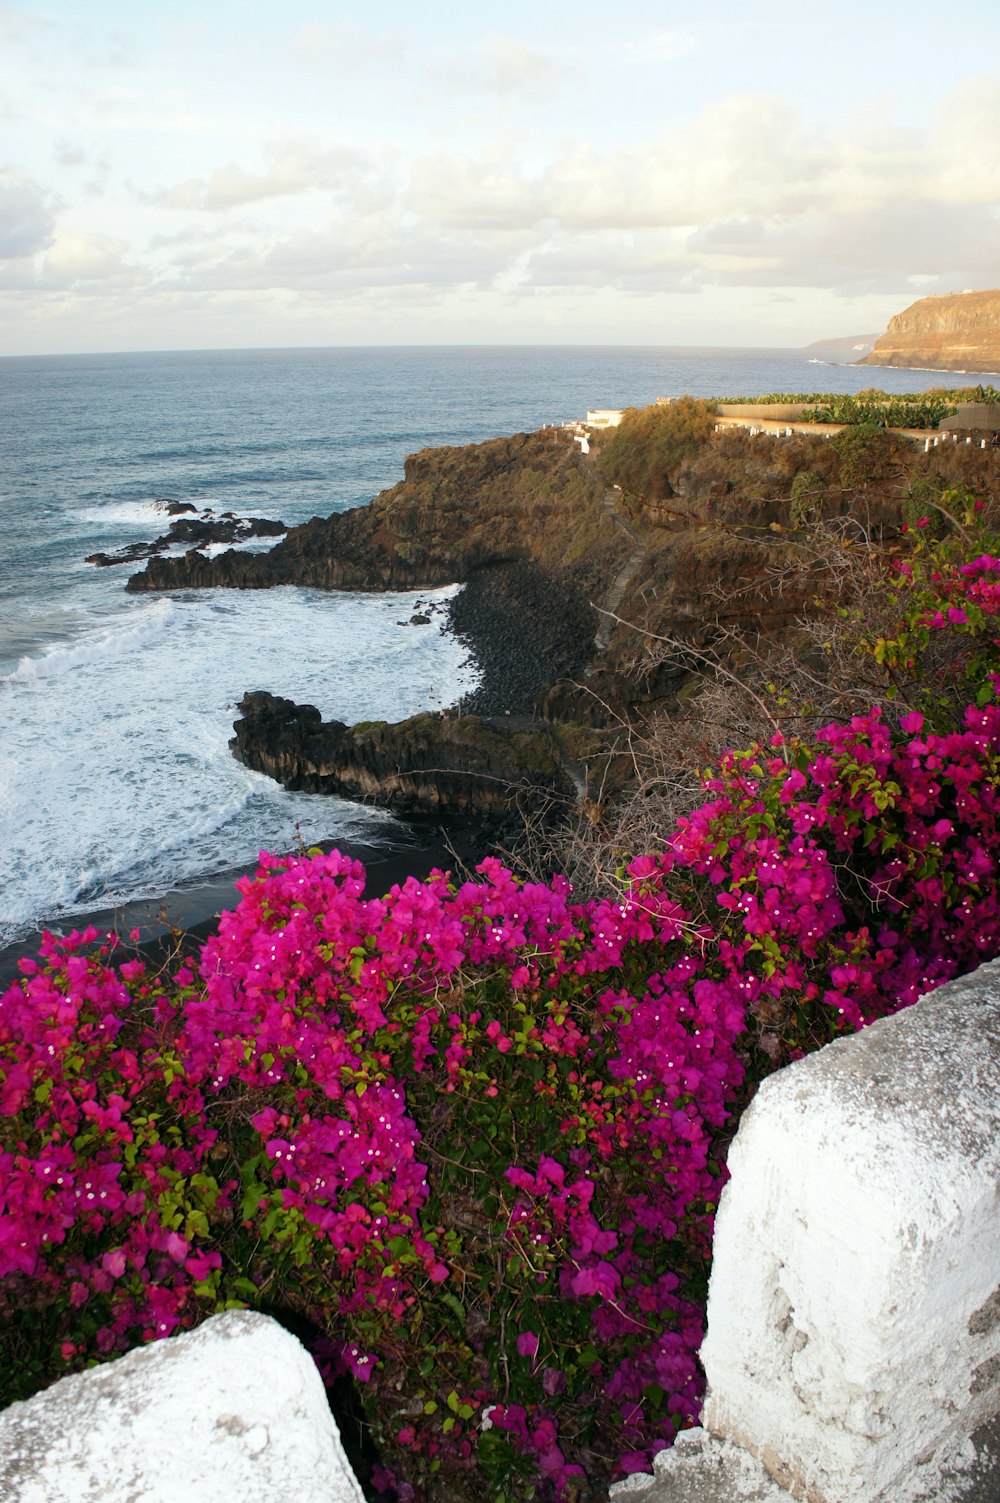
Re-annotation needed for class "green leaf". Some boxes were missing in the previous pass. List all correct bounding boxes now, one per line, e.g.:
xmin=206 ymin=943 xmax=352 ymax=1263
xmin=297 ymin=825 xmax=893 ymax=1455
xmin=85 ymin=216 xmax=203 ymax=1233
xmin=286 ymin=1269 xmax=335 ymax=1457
xmin=441 ymin=1291 xmax=465 ymax=1324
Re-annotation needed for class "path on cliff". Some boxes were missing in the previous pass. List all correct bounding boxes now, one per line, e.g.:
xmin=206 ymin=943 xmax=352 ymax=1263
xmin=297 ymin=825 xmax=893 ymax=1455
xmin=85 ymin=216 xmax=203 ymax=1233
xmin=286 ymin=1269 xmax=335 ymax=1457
xmin=591 ymin=479 xmax=647 ymax=655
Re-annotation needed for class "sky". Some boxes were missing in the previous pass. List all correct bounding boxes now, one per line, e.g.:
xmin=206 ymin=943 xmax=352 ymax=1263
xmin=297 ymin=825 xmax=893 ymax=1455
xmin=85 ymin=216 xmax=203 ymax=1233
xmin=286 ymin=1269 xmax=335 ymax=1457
xmin=1 ymin=0 xmax=999 ymax=355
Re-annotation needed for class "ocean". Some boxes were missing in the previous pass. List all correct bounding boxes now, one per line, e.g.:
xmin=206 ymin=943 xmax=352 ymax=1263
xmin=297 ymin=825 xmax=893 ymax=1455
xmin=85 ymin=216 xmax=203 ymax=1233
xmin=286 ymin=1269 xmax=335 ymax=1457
xmin=0 ymin=343 xmax=983 ymax=954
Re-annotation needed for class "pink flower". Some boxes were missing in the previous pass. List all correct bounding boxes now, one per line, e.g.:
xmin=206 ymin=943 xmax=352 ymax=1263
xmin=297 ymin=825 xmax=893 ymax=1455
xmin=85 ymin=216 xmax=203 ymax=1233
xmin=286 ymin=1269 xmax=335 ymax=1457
xmin=571 ymin=1262 xmax=621 ymax=1300
xmin=102 ymin=1248 xmax=127 ymax=1279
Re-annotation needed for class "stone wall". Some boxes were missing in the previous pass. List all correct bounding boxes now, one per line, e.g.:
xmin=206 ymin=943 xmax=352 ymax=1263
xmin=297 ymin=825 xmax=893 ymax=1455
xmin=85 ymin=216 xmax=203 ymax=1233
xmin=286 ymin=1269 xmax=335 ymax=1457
xmin=618 ymin=959 xmax=1000 ymax=1503
xmin=0 ymin=1309 xmax=365 ymax=1503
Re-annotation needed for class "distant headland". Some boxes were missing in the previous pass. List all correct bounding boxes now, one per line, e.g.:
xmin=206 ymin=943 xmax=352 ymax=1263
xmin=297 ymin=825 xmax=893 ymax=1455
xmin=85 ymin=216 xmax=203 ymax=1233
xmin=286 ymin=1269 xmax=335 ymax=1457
xmin=861 ymin=288 xmax=1000 ymax=373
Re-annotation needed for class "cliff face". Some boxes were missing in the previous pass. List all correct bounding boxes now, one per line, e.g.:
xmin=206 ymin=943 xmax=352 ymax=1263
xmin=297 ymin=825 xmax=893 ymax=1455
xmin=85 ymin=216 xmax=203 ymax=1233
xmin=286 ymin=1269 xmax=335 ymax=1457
xmin=861 ymin=290 xmax=1000 ymax=373
xmin=230 ymin=692 xmax=577 ymax=818
xmin=126 ymin=430 xmax=619 ymax=596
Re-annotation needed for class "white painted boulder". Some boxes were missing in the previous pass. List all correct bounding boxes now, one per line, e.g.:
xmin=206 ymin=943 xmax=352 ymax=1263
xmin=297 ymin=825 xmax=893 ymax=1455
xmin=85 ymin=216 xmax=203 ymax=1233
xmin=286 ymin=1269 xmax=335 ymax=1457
xmin=0 ymin=1309 xmax=366 ymax=1503
xmin=698 ymin=959 xmax=1000 ymax=1502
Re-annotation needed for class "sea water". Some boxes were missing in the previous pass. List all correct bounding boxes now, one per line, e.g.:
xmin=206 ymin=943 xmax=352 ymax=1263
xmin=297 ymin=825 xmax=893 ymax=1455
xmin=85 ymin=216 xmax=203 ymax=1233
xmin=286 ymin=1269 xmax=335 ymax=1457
xmin=0 ymin=345 xmax=980 ymax=948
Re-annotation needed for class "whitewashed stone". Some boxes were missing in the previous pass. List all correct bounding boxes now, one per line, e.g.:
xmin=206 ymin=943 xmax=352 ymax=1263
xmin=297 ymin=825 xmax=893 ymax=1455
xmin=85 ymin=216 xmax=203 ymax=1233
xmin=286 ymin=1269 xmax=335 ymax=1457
xmin=0 ymin=1310 xmax=366 ymax=1503
xmin=609 ymin=1426 xmax=789 ymax=1501
xmin=699 ymin=960 xmax=1000 ymax=1502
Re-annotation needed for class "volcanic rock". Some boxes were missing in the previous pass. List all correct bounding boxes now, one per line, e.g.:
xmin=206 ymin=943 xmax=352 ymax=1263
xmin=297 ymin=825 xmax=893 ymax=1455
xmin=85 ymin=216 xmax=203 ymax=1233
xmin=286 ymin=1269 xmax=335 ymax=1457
xmin=231 ymin=692 xmax=575 ymax=819
xmin=125 ymin=430 xmax=619 ymax=595
xmin=89 ymin=512 xmax=286 ymax=567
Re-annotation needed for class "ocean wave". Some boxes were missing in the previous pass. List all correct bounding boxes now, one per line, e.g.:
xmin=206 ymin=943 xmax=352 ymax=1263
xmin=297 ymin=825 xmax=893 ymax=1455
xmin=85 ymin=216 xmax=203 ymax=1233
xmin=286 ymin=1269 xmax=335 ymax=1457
xmin=0 ymin=583 xmax=475 ymax=947
xmin=1 ymin=598 xmax=178 ymax=684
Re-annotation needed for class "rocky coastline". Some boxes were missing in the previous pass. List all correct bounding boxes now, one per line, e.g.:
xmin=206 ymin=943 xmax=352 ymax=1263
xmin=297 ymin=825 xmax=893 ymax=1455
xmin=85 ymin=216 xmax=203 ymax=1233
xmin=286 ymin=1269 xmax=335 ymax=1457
xmin=122 ymin=428 xmax=626 ymax=831
xmin=121 ymin=413 xmax=1000 ymax=842
xmin=861 ymin=288 xmax=1000 ymax=373
xmin=88 ymin=504 xmax=286 ymax=568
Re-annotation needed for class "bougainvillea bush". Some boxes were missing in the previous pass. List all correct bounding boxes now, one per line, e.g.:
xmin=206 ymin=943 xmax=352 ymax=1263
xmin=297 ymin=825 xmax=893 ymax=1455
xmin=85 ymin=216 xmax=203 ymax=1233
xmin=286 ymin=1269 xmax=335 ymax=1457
xmin=4 ymin=518 xmax=1000 ymax=1502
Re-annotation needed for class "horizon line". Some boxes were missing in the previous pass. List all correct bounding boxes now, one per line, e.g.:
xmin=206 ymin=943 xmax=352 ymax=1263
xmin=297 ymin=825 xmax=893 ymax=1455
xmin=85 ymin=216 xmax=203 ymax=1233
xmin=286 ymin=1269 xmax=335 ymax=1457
xmin=0 ymin=338 xmax=856 ymax=362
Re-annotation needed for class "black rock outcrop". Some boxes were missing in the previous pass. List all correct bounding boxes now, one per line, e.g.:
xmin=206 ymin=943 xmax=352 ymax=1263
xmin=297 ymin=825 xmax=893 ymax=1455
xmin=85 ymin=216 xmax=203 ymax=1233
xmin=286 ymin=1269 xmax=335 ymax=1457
xmin=89 ymin=512 xmax=285 ymax=568
xmin=125 ymin=430 xmax=617 ymax=595
xmin=231 ymin=692 xmax=576 ymax=819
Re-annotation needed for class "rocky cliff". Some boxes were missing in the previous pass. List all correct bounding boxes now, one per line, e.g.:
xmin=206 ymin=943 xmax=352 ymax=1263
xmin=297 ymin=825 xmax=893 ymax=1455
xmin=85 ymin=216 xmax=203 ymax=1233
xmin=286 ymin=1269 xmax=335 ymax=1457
xmin=861 ymin=290 xmax=1000 ymax=373
xmin=124 ymin=416 xmax=1000 ymax=827
xmin=126 ymin=430 xmax=620 ymax=596
xmin=231 ymin=692 xmax=580 ymax=819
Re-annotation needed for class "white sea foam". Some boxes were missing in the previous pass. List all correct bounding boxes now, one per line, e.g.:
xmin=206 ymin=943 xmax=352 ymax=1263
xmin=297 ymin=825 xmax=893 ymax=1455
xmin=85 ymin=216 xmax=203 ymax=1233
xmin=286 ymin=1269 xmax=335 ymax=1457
xmin=72 ymin=501 xmax=166 ymax=528
xmin=0 ymin=584 xmax=476 ymax=945
xmin=2 ymin=598 xmax=178 ymax=685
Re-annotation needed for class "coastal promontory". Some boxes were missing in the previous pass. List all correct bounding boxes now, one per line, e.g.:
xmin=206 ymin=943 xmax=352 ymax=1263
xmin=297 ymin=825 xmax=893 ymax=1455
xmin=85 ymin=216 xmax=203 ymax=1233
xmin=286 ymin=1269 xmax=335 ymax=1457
xmin=125 ymin=430 xmax=620 ymax=596
xmin=126 ymin=405 xmax=1000 ymax=827
xmin=861 ymin=289 xmax=1000 ymax=372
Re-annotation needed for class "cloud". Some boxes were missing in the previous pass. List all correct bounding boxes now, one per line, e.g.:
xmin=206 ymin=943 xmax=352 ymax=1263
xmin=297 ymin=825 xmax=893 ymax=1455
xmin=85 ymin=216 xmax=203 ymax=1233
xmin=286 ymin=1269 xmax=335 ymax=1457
xmin=42 ymin=229 xmax=135 ymax=284
xmin=477 ymin=33 xmax=554 ymax=93
xmin=0 ymin=170 xmax=56 ymax=258
xmin=686 ymin=198 xmax=1000 ymax=295
xmin=431 ymin=31 xmax=562 ymax=98
xmin=152 ymin=139 xmax=392 ymax=213
xmin=522 ymin=232 xmax=698 ymax=293
xmin=53 ymin=140 xmax=88 ymax=167
xmin=620 ymin=28 xmax=698 ymax=62
xmin=289 ymin=20 xmax=408 ymax=71
xmin=408 ymin=152 xmax=551 ymax=231
xmin=0 ymin=228 xmax=140 ymax=292
xmin=161 ymin=210 xmax=534 ymax=296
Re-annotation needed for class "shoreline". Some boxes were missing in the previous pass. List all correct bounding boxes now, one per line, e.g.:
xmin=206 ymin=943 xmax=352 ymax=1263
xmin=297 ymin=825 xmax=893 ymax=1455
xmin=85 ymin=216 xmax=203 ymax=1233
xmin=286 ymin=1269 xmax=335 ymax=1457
xmin=3 ymin=447 xmax=595 ymax=988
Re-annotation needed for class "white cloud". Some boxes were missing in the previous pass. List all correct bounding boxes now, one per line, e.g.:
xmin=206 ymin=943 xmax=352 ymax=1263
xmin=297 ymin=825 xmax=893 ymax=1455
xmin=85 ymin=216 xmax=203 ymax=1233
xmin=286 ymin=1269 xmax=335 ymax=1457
xmin=42 ymin=229 xmax=135 ymax=284
xmin=2 ymin=12 xmax=998 ymax=352
xmin=0 ymin=170 xmax=55 ymax=258
xmin=430 ymin=31 xmax=563 ymax=98
xmin=408 ymin=152 xmax=551 ymax=231
xmin=289 ymin=20 xmax=408 ymax=71
xmin=53 ymin=140 xmax=88 ymax=167
xmin=621 ymin=28 xmax=698 ymax=62
xmin=153 ymin=139 xmax=393 ymax=213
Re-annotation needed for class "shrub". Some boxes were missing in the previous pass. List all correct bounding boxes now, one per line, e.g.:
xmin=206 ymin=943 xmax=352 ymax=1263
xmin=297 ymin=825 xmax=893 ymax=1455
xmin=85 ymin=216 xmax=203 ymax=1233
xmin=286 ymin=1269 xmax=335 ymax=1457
xmin=830 ymin=422 xmax=903 ymax=488
xmin=789 ymin=471 xmax=824 ymax=527
xmin=598 ymin=399 xmax=718 ymax=505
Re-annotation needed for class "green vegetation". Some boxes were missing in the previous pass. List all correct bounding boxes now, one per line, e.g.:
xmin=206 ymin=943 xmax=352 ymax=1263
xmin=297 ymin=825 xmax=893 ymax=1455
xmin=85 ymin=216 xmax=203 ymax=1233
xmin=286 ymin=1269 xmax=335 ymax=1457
xmin=829 ymin=422 xmax=903 ymax=487
xmin=716 ymin=385 xmax=1000 ymax=406
xmin=714 ymin=384 xmax=1000 ymax=429
xmin=597 ymin=397 xmax=718 ymax=503
xmin=789 ymin=470 xmax=825 ymax=526
xmin=800 ymin=392 xmax=957 ymax=429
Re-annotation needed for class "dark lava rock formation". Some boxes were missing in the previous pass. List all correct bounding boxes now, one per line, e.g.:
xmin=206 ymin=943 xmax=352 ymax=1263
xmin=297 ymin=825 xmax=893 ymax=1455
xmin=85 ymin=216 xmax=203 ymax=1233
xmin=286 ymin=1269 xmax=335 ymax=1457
xmin=118 ymin=416 xmax=1000 ymax=828
xmin=89 ymin=510 xmax=285 ymax=568
xmin=231 ymin=692 xmax=577 ymax=819
xmin=448 ymin=561 xmax=596 ymax=717
xmin=125 ymin=430 xmax=619 ymax=595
